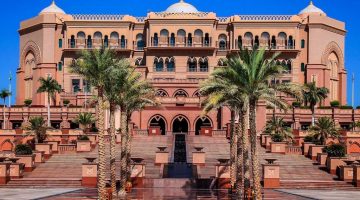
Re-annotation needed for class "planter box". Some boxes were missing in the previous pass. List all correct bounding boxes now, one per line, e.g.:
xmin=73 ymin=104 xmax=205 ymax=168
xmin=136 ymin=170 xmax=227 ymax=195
xmin=82 ymin=163 xmax=98 ymax=188
xmin=0 ymin=163 xmax=10 ymax=185
xmin=353 ymin=165 xmax=360 ymax=187
xmin=61 ymin=129 xmax=70 ymax=134
xmin=340 ymin=165 xmax=354 ymax=182
xmin=270 ymin=142 xmax=287 ymax=154
xmin=15 ymin=154 xmax=35 ymax=172
xmin=87 ymin=135 xmax=97 ymax=146
xmin=192 ymin=151 xmax=205 ymax=166
xmin=9 ymin=163 xmax=24 ymax=179
xmin=15 ymin=129 xmax=23 ymax=134
xmin=262 ymin=164 xmax=280 ymax=188
xmin=155 ymin=151 xmax=169 ymax=165
xmin=77 ymin=141 xmax=91 ymax=152
xmin=35 ymin=144 xmax=53 ymax=159
xmin=148 ymin=127 xmax=161 ymax=136
xmin=265 ymin=135 xmax=272 ymax=150
xmin=317 ymin=153 xmax=328 ymax=165
xmin=33 ymin=151 xmax=45 ymax=163
xmin=326 ymin=157 xmax=346 ymax=175
xmin=46 ymin=141 xmax=59 ymax=153
xmin=302 ymin=142 xmax=314 ymax=157
xmin=260 ymin=134 xmax=268 ymax=147
xmin=309 ymin=145 xmax=325 ymax=161
xmin=200 ymin=127 xmax=212 ymax=137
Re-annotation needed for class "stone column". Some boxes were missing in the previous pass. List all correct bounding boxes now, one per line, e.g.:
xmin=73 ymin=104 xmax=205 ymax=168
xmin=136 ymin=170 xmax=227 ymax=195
xmin=0 ymin=163 xmax=10 ymax=185
xmin=131 ymin=163 xmax=146 ymax=188
xmin=262 ymin=163 xmax=280 ymax=188
xmin=353 ymin=165 xmax=360 ymax=187
xmin=82 ymin=163 xmax=98 ymax=187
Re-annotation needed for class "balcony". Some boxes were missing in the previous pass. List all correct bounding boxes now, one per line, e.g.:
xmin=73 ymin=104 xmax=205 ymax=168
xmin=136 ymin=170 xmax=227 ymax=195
xmin=233 ymin=39 xmax=298 ymax=52
xmin=148 ymin=37 xmax=213 ymax=50
xmin=67 ymin=39 xmax=130 ymax=51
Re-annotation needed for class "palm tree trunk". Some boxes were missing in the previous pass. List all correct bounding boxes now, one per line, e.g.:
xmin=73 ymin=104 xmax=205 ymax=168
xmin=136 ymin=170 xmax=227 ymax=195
xmin=47 ymin=93 xmax=51 ymax=127
xmin=118 ymin=110 xmax=128 ymax=196
xmin=241 ymin=108 xmax=251 ymax=196
xmin=125 ymin=115 xmax=132 ymax=182
xmin=229 ymin=109 xmax=236 ymax=189
xmin=97 ymin=94 xmax=107 ymax=199
xmin=235 ymin=113 xmax=242 ymax=197
xmin=109 ymin=104 xmax=117 ymax=197
xmin=311 ymin=106 xmax=315 ymax=126
xmin=2 ymin=101 xmax=5 ymax=129
xmin=249 ymin=101 xmax=262 ymax=200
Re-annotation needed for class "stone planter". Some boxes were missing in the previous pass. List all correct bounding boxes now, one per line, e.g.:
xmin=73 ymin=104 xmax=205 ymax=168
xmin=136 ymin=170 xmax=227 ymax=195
xmin=353 ymin=165 xmax=360 ymax=187
xmin=15 ymin=154 xmax=35 ymax=172
xmin=61 ymin=129 xmax=70 ymax=135
xmin=77 ymin=141 xmax=91 ymax=152
xmin=15 ymin=129 xmax=23 ymax=134
xmin=265 ymin=135 xmax=272 ymax=150
xmin=130 ymin=162 xmax=146 ymax=188
xmin=35 ymin=143 xmax=53 ymax=159
xmin=155 ymin=147 xmax=169 ymax=166
xmin=33 ymin=151 xmax=45 ymax=163
xmin=326 ymin=157 xmax=346 ymax=175
xmin=200 ymin=127 xmax=212 ymax=137
xmin=317 ymin=153 xmax=328 ymax=165
xmin=215 ymin=163 xmax=230 ymax=189
xmin=46 ymin=141 xmax=60 ymax=153
xmin=340 ymin=165 xmax=354 ymax=182
xmin=148 ymin=127 xmax=161 ymax=136
xmin=0 ymin=163 xmax=10 ymax=185
xmin=82 ymin=162 xmax=98 ymax=188
xmin=260 ymin=134 xmax=268 ymax=147
xmin=86 ymin=135 xmax=97 ymax=147
xmin=270 ymin=142 xmax=287 ymax=154
xmin=309 ymin=145 xmax=325 ymax=161
xmin=9 ymin=163 xmax=24 ymax=179
xmin=192 ymin=147 xmax=205 ymax=166
xmin=262 ymin=163 xmax=280 ymax=188
xmin=302 ymin=142 xmax=314 ymax=157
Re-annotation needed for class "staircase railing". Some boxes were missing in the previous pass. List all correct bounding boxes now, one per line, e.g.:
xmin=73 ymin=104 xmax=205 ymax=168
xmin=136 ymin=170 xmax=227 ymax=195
xmin=133 ymin=129 xmax=148 ymax=136
xmin=59 ymin=144 xmax=76 ymax=153
xmin=286 ymin=146 xmax=302 ymax=155
xmin=212 ymin=130 xmax=227 ymax=137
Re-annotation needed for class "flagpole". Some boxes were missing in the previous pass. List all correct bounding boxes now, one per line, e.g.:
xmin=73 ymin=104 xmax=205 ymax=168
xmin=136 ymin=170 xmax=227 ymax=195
xmin=352 ymin=73 xmax=355 ymax=108
xmin=8 ymin=71 xmax=12 ymax=107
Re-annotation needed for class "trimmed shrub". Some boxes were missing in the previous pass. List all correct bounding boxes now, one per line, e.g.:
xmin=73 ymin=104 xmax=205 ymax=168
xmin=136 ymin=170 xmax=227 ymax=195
xmin=15 ymin=144 xmax=33 ymax=155
xmin=339 ymin=105 xmax=353 ymax=109
xmin=330 ymin=100 xmax=340 ymax=107
xmin=323 ymin=144 xmax=346 ymax=157
xmin=356 ymin=106 xmax=360 ymax=109
xmin=78 ymin=135 xmax=89 ymax=141
xmin=63 ymin=99 xmax=70 ymax=106
xmin=271 ymin=133 xmax=284 ymax=142
xmin=319 ymin=106 xmax=331 ymax=109
xmin=24 ymin=99 xmax=32 ymax=107
xmin=90 ymin=126 xmax=99 ymax=133
xmin=304 ymin=135 xmax=321 ymax=145
xmin=292 ymin=102 xmax=301 ymax=108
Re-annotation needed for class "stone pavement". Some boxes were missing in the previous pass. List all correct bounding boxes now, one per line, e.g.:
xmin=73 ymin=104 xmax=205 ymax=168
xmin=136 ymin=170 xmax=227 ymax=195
xmin=0 ymin=188 xmax=80 ymax=200
xmin=277 ymin=189 xmax=360 ymax=200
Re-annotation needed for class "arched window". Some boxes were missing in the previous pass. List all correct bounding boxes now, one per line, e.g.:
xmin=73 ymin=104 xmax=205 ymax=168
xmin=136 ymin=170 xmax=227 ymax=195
xmin=149 ymin=115 xmax=167 ymax=135
xmin=177 ymin=29 xmax=186 ymax=45
xmin=244 ymin=32 xmax=253 ymax=47
xmin=76 ymin=32 xmax=86 ymax=48
xmin=204 ymin=33 xmax=210 ymax=46
xmin=237 ymin=36 xmax=242 ymax=49
xmin=254 ymin=36 xmax=259 ymax=48
xmin=70 ymin=35 xmax=75 ymax=48
xmin=199 ymin=57 xmax=209 ymax=72
xmin=260 ymin=32 xmax=270 ymax=47
xmin=160 ymin=29 xmax=169 ymax=45
xmin=166 ymin=57 xmax=175 ymax=72
xmin=170 ymin=33 xmax=175 ymax=46
xmin=174 ymin=89 xmax=188 ymax=97
xmin=194 ymin=29 xmax=203 ymax=44
xmin=87 ymin=35 xmax=92 ymax=48
xmin=271 ymin=36 xmax=277 ymax=49
xmin=154 ymin=57 xmax=164 ymax=72
xmin=136 ymin=34 xmax=144 ymax=50
xmin=135 ymin=57 xmax=144 ymax=66
xmin=104 ymin=35 xmax=109 ymax=48
xmin=193 ymin=90 xmax=201 ymax=97
xmin=120 ymin=35 xmax=126 ymax=48
xmin=153 ymin=33 xmax=158 ymax=46
xmin=328 ymin=52 xmax=340 ymax=101
xmin=155 ymin=89 xmax=169 ymax=97
xmin=77 ymin=32 xmax=86 ymax=39
xmin=187 ymin=33 xmax=192 ymax=46
xmin=288 ymin=36 xmax=294 ymax=49
xmin=93 ymin=32 xmax=102 ymax=48
xmin=218 ymin=34 xmax=227 ymax=50
xmin=110 ymin=32 xmax=119 ymax=48
xmin=93 ymin=32 xmax=102 ymax=39
xmin=278 ymin=32 xmax=287 ymax=47
xmin=188 ymin=57 xmax=197 ymax=72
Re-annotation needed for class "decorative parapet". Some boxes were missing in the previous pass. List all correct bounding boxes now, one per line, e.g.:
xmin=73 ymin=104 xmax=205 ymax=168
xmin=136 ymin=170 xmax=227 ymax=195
xmin=71 ymin=14 xmax=125 ymax=21
xmin=238 ymin=15 xmax=293 ymax=21
xmin=136 ymin=17 xmax=146 ymax=23
xmin=152 ymin=11 xmax=211 ymax=17
xmin=217 ymin=17 xmax=230 ymax=23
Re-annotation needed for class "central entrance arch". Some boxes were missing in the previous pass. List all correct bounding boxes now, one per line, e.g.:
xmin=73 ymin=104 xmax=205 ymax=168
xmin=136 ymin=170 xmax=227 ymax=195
xmin=172 ymin=115 xmax=189 ymax=133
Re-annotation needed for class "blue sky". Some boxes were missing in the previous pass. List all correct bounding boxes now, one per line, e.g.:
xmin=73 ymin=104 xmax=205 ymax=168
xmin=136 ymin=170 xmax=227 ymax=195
xmin=1 ymin=0 xmax=359 ymax=106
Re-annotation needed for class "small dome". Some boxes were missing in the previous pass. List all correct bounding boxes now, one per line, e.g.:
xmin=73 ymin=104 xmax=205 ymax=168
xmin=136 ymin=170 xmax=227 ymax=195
xmin=40 ymin=0 xmax=65 ymax=15
xmin=299 ymin=1 xmax=326 ymax=16
xmin=165 ymin=0 xmax=199 ymax=13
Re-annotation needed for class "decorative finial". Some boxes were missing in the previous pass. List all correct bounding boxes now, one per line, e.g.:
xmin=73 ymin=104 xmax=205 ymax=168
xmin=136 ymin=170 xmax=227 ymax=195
xmin=310 ymin=1 xmax=313 ymax=5
xmin=180 ymin=0 xmax=184 ymax=2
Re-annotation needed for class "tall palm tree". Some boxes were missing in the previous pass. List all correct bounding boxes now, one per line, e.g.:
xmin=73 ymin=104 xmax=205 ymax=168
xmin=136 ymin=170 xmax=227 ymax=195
xmin=218 ymin=48 xmax=302 ymax=199
xmin=309 ymin=117 xmax=339 ymax=145
xmin=303 ymin=82 xmax=329 ymax=126
xmin=37 ymin=76 xmax=62 ymax=127
xmin=23 ymin=117 xmax=47 ymax=144
xmin=103 ymin=59 xmax=131 ymax=197
xmin=264 ymin=117 xmax=293 ymax=142
xmin=0 ymin=89 xmax=11 ymax=129
xmin=73 ymin=112 xmax=95 ymax=131
xmin=71 ymin=49 xmax=116 ymax=199
xmin=200 ymin=76 xmax=250 ymax=197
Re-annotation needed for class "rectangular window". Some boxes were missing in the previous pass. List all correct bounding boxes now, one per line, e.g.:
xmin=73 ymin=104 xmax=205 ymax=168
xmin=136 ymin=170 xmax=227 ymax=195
xmin=72 ymin=79 xmax=80 ymax=93
xmin=301 ymin=39 xmax=305 ymax=48
xmin=58 ymin=62 xmax=62 ymax=71
xmin=59 ymin=39 xmax=63 ymax=48
xmin=301 ymin=63 xmax=306 ymax=72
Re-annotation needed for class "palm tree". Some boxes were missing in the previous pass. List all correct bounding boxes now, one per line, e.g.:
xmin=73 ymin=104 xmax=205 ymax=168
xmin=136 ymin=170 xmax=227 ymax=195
xmin=71 ymin=49 xmax=116 ymax=199
xmin=73 ymin=112 xmax=95 ymax=131
xmin=221 ymin=48 xmax=302 ymax=199
xmin=23 ymin=117 xmax=47 ymax=144
xmin=309 ymin=117 xmax=339 ymax=145
xmin=200 ymin=75 xmax=250 ymax=196
xmin=264 ymin=117 xmax=293 ymax=142
xmin=0 ymin=89 xmax=11 ymax=129
xmin=303 ymin=82 xmax=329 ymax=126
xmin=37 ymin=76 xmax=62 ymax=127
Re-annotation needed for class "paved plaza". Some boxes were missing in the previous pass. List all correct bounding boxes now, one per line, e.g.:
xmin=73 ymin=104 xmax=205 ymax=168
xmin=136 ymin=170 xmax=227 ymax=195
xmin=1 ymin=188 xmax=360 ymax=200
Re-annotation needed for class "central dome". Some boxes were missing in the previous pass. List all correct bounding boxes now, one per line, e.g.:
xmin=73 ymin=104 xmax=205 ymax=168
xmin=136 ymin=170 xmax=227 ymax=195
xmin=165 ymin=0 xmax=199 ymax=13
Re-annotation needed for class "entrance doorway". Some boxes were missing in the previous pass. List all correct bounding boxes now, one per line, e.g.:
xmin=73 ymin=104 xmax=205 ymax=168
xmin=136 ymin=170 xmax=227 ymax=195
xmin=172 ymin=116 xmax=189 ymax=133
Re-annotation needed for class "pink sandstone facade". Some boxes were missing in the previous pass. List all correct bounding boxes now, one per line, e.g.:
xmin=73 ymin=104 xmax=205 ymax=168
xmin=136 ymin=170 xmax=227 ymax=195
xmin=0 ymin=1 xmax=355 ymax=136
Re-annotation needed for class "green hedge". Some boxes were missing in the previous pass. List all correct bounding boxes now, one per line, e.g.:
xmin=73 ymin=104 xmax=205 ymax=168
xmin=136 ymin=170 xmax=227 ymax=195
xmin=323 ymin=144 xmax=346 ymax=157
xmin=15 ymin=144 xmax=33 ymax=155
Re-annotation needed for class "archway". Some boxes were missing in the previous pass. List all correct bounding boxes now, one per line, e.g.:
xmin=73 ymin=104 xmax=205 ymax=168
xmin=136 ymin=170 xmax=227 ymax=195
xmin=149 ymin=115 xmax=167 ymax=135
xmin=172 ymin=115 xmax=189 ymax=133
xmin=195 ymin=117 xmax=212 ymax=135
